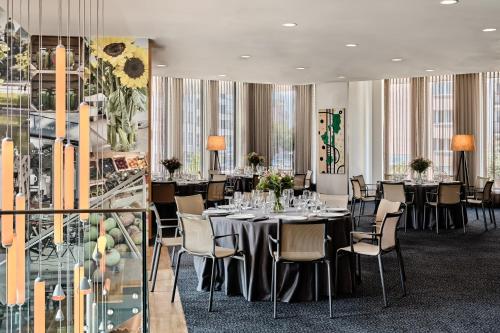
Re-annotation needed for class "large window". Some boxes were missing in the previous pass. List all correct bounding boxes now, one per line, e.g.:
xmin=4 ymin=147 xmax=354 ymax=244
xmin=271 ymin=85 xmax=295 ymax=170
xmin=428 ymin=75 xmax=454 ymax=176
xmin=182 ymin=79 xmax=202 ymax=173
xmin=486 ymin=72 xmax=500 ymax=179
xmin=218 ymin=81 xmax=235 ymax=172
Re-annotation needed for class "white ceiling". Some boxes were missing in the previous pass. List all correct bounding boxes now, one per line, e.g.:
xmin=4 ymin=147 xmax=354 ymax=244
xmin=17 ymin=0 xmax=500 ymax=84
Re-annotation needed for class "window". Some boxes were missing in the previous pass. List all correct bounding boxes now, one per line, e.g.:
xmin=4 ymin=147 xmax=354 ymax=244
xmin=486 ymin=72 xmax=500 ymax=179
xmin=428 ymin=75 xmax=454 ymax=176
xmin=271 ymin=85 xmax=295 ymax=170
xmin=385 ymin=78 xmax=412 ymax=174
xmin=218 ymin=81 xmax=235 ymax=172
xmin=182 ymin=79 xmax=202 ymax=173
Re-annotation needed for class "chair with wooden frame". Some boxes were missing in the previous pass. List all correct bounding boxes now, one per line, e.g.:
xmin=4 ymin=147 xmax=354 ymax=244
xmin=350 ymin=178 xmax=376 ymax=225
xmin=424 ymin=182 xmax=465 ymax=234
xmin=381 ymin=182 xmax=415 ymax=232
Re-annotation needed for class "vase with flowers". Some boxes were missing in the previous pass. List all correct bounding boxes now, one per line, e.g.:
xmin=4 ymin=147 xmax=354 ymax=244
xmin=256 ymin=171 xmax=293 ymax=212
xmin=410 ymin=157 xmax=432 ymax=184
xmin=247 ymin=152 xmax=264 ymax=172
xmin=161 ymin=158 xmax=182 ymax=180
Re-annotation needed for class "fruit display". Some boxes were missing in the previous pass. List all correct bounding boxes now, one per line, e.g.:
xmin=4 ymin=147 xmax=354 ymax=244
xmin=113 ymin=156 xmax=129 ymax=170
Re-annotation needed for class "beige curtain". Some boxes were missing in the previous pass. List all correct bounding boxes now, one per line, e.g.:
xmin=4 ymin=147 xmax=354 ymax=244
xmin=410 ymin=77 xmax=427 ymax=159
xmin=294 ymin=85 xmax=313 ymax=173
xmin=236 ymin=82 xmax=250 ymax=168
xmin=248 ymin=83 xmax=272 ymax=166
xmin=202 ymin=80 xmax=220 ymax=175
xmin=167 ymin=77 xmax=183 ymax=160
xmin=454 ymin=73 xmax=480 ymax=183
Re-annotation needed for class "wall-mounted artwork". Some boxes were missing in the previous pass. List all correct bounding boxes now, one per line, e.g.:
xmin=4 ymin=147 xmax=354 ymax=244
xmin=317 ymin=108 xmax=345 ymax=174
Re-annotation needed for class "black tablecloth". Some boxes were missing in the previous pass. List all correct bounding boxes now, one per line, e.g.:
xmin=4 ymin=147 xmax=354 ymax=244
xmin=193 ymin=214 xmax=353 ymax=302
xmin=378 ymin=182 xmax=468 ymax=230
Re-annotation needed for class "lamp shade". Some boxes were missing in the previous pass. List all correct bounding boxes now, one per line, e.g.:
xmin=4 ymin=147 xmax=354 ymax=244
xmin=207 ymin=136 xmax=225 ymax=151
xmin=451 ymin=134 xmax=475 ymax=152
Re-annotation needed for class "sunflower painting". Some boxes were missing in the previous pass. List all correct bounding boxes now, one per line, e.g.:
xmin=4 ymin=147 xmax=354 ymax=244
xmin=89 ymin=37 xmax=148 ymax=152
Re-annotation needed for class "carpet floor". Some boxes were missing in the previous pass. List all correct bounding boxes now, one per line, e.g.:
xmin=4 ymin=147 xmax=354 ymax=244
xmin=174 ymin=206 xmax=500 ymax=333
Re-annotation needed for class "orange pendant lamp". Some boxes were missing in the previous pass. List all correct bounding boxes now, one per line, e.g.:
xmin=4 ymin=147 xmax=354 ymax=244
xmin=53 ymin=138 xmax=64 ymax=245
xmin=1 ymin=137 xmax=14 ymax=248
xmin=74 ymin=264 xmax=84 ymax=333
xmin=15 ymin=193 xmax=25 ymax=305
xmin=64 ymin=143 xmax=75 ymax=209
xmin=79 ymin=102 xmax=90 ymax=220
xmin=34 ymin=278 xmax=46 ymax=333
xmin=55 ymin=44 xmax=66 ymax=138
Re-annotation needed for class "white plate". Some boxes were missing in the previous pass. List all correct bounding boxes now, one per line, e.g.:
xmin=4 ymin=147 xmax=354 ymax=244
xmin=203 ymin=209 xmax=232 ymax=215
xmin=226 ymin=214 xmax=256 ymax=220
xmin=317 ymin=212 xmax=347 ymax=218
xmin=273 ymin=215 xmax=308 ymax=221
xmin=218 ymin=205 xmax=235 ymax=209
xmin=326 ymin=207 xmax=349 ymax=212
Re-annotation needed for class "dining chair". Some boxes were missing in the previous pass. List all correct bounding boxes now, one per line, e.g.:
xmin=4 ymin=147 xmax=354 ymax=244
xmin=467 ymin=176 xmax=490 ymax=199
xmin=320 ymin=194 xmax=349 ymax=209
xmin=293 ymin=173 xmax=307 ymax=195
xmin=175 ymin=194 xmax=205 ymax=215
xmin=353 ymin=174 xmax=377 ymax=198
xmin=171 ymin=214 xmax=246 ymax=312
xmin=350 ymin=178 xmax=376 ymax=225
xmin=305 ymin=170 xmax=313 ymax=189
xmin=463 ymin=180 xmax=496 ymax=231
xmin=149 ymin=203 xmax=183 ymax=292
xmin=268 ymin=218 xmax=332 ymax=318
xmin=336 ymin=211 xmax=406 ymax=307
xmin=211 ymin=174 xmax=227 ymax=182
xmin=424 ymin=182 xmax=465 ymax=234
xmin=381 ymin=182 xmax=415 ymax=232
xmin=206 ymin=180 xmax=227 ymax=207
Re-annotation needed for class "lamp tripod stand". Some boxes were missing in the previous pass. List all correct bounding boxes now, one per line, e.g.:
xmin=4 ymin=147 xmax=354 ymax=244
xmin=456 ymin=151 xmax=470 ymax=190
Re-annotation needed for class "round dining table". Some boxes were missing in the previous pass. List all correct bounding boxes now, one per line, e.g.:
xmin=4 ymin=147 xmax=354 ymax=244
xmin=193 ymin=209 xmax=354 ymax=303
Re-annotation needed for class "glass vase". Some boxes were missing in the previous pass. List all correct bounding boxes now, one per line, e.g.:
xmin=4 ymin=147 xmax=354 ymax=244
xmin=273 ymin=190 xmax=284 ymax=213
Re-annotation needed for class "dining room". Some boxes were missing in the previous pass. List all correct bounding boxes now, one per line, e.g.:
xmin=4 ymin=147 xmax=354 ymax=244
xmin=146 ymin=1 xmax=500 ymax=332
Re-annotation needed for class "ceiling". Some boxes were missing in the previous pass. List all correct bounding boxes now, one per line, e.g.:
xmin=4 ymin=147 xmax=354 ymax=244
xmin=18 ymin=0 xmax=500 ymax=84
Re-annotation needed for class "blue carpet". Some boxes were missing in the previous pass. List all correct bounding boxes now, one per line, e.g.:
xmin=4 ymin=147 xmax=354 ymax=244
xmin=175 ymin=206 xmax=500 ymax=332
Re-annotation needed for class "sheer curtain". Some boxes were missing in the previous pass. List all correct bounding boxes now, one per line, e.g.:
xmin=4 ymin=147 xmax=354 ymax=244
xmin=271 ymin=85 xmax=295 ymax=170
xmin=384 ymin=78 xmax=412 ymax=175
xmin=485 ymin=72 xmax=500 ymax=181
xmin=218 ymin=81 xmax=236 ymax=171
xmin=183 ymin=79 xmax=203 ymax=173
xmin=249 ymin=83 xmax=272 ymax=166
xmin=151 ymin=77 xmax=168 ymax=176
xmin=294 ymin=85 xmax=313 ymax=173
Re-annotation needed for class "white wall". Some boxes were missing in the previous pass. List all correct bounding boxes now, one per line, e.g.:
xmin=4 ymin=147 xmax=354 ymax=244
xmin=313 ymin=80 xmax=384 ymax=195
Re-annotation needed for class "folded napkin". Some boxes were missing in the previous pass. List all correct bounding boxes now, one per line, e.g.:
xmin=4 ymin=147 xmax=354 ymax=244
xmin=249 ymin=216 xmax=269 ymax=222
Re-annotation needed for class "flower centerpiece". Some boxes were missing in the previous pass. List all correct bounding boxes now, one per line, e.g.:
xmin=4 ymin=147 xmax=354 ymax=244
xmin=161 ymin=158 xmax=182 ymax=180
xmin=409 ymin=157 xmax=432 ymax=183
xmin=248 ymin=152 xmax=264 ymax=171
xmin=256 ymin=171 xmax=293 ymax=212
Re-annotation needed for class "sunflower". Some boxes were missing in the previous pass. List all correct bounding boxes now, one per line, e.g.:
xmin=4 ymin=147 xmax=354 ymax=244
xmin=114 ymin=46 xmax=149 ymax=89
xmin=91 ymin=37 xmax=134 ymax=66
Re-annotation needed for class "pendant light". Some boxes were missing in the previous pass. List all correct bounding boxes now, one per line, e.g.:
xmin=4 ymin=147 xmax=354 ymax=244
xmin=79 ymin=102 xmax=90 ymax=220
xmin=53 ymin=138 xmax=64 ymax=245
xmin=52 ymin=283 xmax=66 ymax=301
xmin=1 ymin=137 xmax=14 ymax=248
xmin=55 ymin=307 xmax=65 ymax=322
xmin=64 ymin=143 xmax=75 ymax=209
xmin=15 ymin=193 xmax=26 ymax=305
xmin=74 ymin=264 xmax=84 ymax=333
xmin=55 ymin=44 xmax=66 ymax=138
xmin=34 ymin=277 xmax=46 ymax=333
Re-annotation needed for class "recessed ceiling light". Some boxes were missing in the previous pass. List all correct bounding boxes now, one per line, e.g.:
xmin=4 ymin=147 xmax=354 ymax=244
xmin=240 ymin=55 xmax=251 ymax=59
xmin=282 ymin=23 xmax=297 ymax=27
xmin=482 ymin=28 xmax=497 ymax=32
xmin=440 ymin=0 xmax=458 ymax=4
xmin=345 ymin=43 xmax=358 ymax=47
xmin=425 ymin=69 xmax=435 ymax=72
xmin=391 ymin=58 xmax=403 ymax=62
xmin=337 ymin=76 xmax=346 ymax=79
xmin=295 ymin=67 xmax=306 ymax=70
xmin=218 ymin=74 xmax=227 ymax=77
xmin=156 ymin=64 xmax=166 ymax=68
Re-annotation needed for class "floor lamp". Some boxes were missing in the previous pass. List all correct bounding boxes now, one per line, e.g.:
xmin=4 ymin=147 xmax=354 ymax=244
xmin=207 ymin=135 xmax=226 ymax=173
xmin=451 ymin=134 xmax=475 ymax=190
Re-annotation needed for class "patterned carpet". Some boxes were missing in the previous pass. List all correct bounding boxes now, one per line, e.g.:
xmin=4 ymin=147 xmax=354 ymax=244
xmin=175 ymin=206 xmax=500 ymax=332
